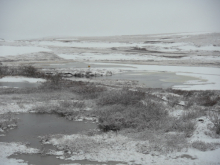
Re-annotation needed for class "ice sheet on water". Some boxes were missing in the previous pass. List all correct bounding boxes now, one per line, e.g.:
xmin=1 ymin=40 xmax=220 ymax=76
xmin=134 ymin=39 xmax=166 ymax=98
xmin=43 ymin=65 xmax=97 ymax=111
xmin=0 ymin=46 xmax=51 ymax=56
xmin=0 ymin=76 xmax=46 ymax=83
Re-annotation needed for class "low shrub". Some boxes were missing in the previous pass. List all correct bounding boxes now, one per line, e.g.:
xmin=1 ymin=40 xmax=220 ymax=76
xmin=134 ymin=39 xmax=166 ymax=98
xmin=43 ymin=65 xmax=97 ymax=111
xmin=96 ymin=101 xmax=167 ymax=132
xmin=181 ymin=110 xmax=205 ymax=121
xmin=0 ymin=66 xmax=9 ymax=76
xmin=55 ymin=135 xmax=100 ymax=154
xmin=72 ymin=84 xmax=106 ymax=99
xmin=167 ymin=119 xmax=196 ymax=137
xmin=19 ymin=65 xmax=40 ymax=77
xmin=167 ymin=94 xmax=179 ymax=107
xmin=132 ymin=47 xmax=147 ymax=51
xmin=0 ymin=112 xmax=17 ymax=131
xmin=31 ymin=103 xmax=81 ymax=118
xmin=59 ymin=100 xmax=85 ymax=109
xmin=208 ymin=111 xmax=220 ymax=134
xmin=192 ymin=141 xmax=220 ymax=151
xmin=199 ymin=95 xmax=219 ymax=107
xmin=97 ymin=88 xmax=145 ymax=106
xmin=136 ymin=132 xmax=187 ymax=153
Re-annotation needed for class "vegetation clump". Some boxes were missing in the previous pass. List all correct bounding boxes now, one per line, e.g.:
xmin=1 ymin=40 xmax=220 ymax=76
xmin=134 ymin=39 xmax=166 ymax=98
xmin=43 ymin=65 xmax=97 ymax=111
xmin=97 ymin=88 xmax=145 ymax=106
xmin=72 ymin=83 xmax=107 ymax=99
xmin=192 ymin=141 xmax=220 ymax=151
xmin=0 ymin=113 xmax=17 ymax=132
xmin=97 ymin=101 xmax=167 ymax=132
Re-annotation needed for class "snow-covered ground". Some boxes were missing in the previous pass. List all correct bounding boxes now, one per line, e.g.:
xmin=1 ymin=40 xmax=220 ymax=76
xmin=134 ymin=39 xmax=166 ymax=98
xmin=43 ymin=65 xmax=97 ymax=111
xmin=36 ymin=41 xmax=145 ymax=48
xmin=144 ymin=42 xmax=220 ymax=52
xmin=0 ymin=143 xmax=38 ymax=165
xmin=57 ymin=52 xmax=180 ymax=61
xmin=57 ymin=52 xmax=220 ymax=62
xmin=45 ymin=131 xmax=220 ymax=165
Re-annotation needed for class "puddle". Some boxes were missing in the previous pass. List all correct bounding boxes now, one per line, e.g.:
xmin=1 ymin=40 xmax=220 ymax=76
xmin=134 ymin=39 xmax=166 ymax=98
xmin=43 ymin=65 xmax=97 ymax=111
xmin=9 ymin=154 xmax=127 ymax=165
xmin=0 ymin=113 xmax=96 ymax=149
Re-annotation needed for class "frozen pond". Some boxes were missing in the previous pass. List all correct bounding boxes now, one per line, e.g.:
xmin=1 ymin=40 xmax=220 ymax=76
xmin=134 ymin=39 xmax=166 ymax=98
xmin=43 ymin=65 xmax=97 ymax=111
xmin=93 ymin=71 xmax=200 ymax=88
xmin=91 ymin=63 xmax=220 ymax=90
xmin=0 ymin=82 xmax=40 ymax=88
xmin=0 ymin=113 xmax=96 ymax=149
xmin=0 ymin=46 xmax=51 ymax=56
xmin=0 ymin=76 xmax=45 ymax=88
xmin=0 ymin=113 xmax=126 ymax=165
xmin=9 ymin=154 xmax=126 ymax=165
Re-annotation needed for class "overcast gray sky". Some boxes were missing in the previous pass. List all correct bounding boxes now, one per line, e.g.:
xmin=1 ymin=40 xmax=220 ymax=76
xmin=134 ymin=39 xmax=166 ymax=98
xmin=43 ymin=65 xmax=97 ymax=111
xmin=0 ymin=0 xmax=220 ymax=39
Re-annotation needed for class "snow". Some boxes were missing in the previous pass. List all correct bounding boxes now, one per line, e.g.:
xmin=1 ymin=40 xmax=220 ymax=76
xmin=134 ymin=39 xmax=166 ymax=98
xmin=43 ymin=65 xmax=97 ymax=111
xmin=48 ymin=133 xmax=220 ymax=165
xmin=58 ymin=53 xmax=178 ymax=61
xmin=179 ymin=45 xmax=220 ymax=51
xmin=144 ymin=42 xmax=220 ymax=52
xmin=0 ymin=142 xmax=38 ymax=165
xmin=0 ymin=46 xmax=51 ymax=56
xmin=153 ymin=32 xmax=211 ymax=37
xmin=37 ymin=41 xmax=145 ymax=48
xmin=182 ymin=55 xmax=220 ymax=61
xmin=55 ymin=39 xmax=78 ymax=41
xmin=190 ymin=116 xmax=220 ymax=143
xmin=0 ymin=76 xmax=46 ymax=83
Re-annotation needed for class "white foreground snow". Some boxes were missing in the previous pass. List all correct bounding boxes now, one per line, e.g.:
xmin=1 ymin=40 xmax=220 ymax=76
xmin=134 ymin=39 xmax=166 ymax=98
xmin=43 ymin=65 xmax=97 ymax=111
xmin=48 ymin=133 xmax=220 ymax=165
xmin=0 ymin=142 xmax=38 ymax=165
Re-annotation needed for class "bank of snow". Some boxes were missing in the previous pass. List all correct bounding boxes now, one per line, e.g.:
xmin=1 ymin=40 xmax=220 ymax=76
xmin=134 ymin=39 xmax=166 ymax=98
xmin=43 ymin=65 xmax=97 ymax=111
xmin=46 ymin=132 xmax=220 ymax=165
xmin=0 ymin=142 xmax=38 ymax=165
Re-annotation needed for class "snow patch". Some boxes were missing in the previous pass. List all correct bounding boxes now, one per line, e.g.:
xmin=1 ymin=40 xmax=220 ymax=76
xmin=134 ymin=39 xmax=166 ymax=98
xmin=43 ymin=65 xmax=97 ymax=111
xmin=0 ymin=142 xmax=38 ymax=165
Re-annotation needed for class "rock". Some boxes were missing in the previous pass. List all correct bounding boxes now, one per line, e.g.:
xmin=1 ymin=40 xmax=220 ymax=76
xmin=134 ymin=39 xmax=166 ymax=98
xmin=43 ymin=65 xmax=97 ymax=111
xmin=95 ymin=73 xmax=102 ymax=77
xmin=61 ymin=73 xmax=74 ymax=77
xmin=198 ymin=119 xmax=204 ymax=123
xmin=106 ymin=71 xmax=112 ymax=76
